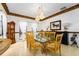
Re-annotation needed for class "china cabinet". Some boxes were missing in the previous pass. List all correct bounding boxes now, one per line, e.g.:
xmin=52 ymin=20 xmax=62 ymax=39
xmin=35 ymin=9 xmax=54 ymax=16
xmin=7 ymin=21 xmax=16 ymax=44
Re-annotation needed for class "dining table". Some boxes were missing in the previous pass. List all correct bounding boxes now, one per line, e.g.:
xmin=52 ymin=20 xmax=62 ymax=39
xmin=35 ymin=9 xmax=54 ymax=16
xmin=35 ymin=33 xmax=53 ymax=55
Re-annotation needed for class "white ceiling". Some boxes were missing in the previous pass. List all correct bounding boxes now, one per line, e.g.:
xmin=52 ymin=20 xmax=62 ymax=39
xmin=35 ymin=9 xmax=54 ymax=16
xmin=7 ymin=3 xmax=77 ymax=18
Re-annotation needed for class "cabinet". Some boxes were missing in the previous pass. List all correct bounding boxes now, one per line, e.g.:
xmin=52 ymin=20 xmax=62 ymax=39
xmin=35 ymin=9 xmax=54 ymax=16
xmin=56 ymin=31 xmax=69 ymax=45
xmin=61 ymin=31 xmax=68 ymax=45
xmin=7 ymin=21 xmax=16 ymax=44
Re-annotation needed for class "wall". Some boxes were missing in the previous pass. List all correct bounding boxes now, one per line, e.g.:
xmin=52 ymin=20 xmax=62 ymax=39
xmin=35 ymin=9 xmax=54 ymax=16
xmin=7 ymin=15 xmax=37 ymax=32
xmin=7 ymin=7 xmax=79 ymax=45
xmin=41 ymin=8 xmax=79 ymax=32
xmin=7 ymin=15 xmax=39 ymax=42
xmin=40 ymin=8 xmax=79 ymax=45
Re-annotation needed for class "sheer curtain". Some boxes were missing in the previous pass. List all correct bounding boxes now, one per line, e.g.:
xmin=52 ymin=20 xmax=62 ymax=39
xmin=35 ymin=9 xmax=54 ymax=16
xmin=19 ymin=22 xmax=38 ymax=41
xmin=0 ymin=11 xmax=7 ymax=38
xmin=31 ymin=23 xmax=38 ymax=39
xmin=0 ymin=13 xmax=2 ymax=36
xmin=19 ymin=22 xmax=27 ymax=41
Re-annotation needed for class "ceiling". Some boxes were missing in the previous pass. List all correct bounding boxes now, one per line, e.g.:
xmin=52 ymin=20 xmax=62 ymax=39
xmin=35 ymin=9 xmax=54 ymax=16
xmin=7 ymin=3 xmax=77 ymax=17
xmin=2 ymin=3 xmax=79 ymax=21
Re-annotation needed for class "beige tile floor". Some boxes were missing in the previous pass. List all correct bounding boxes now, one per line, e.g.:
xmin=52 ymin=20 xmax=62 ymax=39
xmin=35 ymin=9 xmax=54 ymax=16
xmin=1 ymin=40 xmax=79 ymax=56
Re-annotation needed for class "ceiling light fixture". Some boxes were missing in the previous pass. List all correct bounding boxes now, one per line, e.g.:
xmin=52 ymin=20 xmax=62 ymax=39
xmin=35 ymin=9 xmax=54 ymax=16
xmin=35 ymin=6 xmax=45 ymax=21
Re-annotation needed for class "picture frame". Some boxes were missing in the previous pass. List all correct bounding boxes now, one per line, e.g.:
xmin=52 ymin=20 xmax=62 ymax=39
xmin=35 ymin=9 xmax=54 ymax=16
xmin=50 ymin=20 xmax=61 ymax=30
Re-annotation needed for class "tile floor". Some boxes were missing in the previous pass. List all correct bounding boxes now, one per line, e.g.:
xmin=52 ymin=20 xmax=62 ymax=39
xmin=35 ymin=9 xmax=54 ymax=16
xmin=1 ymin=40 xmax=79 ymax=56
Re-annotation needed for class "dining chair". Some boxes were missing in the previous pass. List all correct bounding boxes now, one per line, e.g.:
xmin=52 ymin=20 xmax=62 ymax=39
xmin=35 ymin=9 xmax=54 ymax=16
xmin=26 ymin=32 xmax=43 ymax=55
xmin=46 ymin=33 xmax=63 ymax=56
xmin=45 ymin=32 xmax=50 ymax=37
xmin=49 ymin=32 xmax=56 ymax=41
xmin=26 ymin=32 xmax=31 ymax=48
xmin=55 ymin=34 xmax=63 ymax=55
xmin=40 ymin=31 xmax=45 ymax=37
xmin=40 ymin=32 xmax=56 ymax=55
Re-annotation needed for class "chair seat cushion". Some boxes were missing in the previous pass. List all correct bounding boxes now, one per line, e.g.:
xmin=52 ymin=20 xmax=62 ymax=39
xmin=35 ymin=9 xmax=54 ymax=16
xmin=31 ymin=42 xmax=43 ymax=48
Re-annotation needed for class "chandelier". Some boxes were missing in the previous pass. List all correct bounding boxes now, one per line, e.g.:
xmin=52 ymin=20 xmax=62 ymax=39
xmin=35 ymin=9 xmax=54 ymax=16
xmin=35 ymin=7 xmax=45 ymax=21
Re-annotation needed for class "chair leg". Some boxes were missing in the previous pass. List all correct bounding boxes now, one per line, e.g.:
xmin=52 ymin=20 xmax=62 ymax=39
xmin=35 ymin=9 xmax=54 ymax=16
xmin=41 ymin=48 xmax=43 ymax=54
xmin=45 ymin=49 xmax=48 ymax=55
xmin=59 ymin=47 xmax=61 ymax=56
xmin=27 ymin=43 xmax=28 ymax=48
xmin=32 ymin=49 xmax=37 ymax=56
xmin=29 ymin=44 xmax=32 ymax=52
xmin=26 ymin=39 xmax=29 ymax=48
xmin=54 ymin=50 xmax=56 ymax=56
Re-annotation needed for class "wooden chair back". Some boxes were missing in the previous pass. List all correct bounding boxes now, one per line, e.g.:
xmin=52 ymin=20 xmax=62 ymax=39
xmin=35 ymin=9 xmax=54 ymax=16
xmin=26 ymin=32 xmax=35 ymax=47
xmin=28 ymin=32 xmax=35 ymax=43
xmin=49 ymin=32 xmax=56 ymax=40
xmin=55 ymin=34 xmax=63 ymax=44
xmin=45 ymin=32 xmax=50 ymax=37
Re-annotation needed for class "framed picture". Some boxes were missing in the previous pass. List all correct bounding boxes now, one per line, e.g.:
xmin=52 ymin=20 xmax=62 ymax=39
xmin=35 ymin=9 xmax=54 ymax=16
xmin=50 ymin=20 xmax=61 ymax=30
